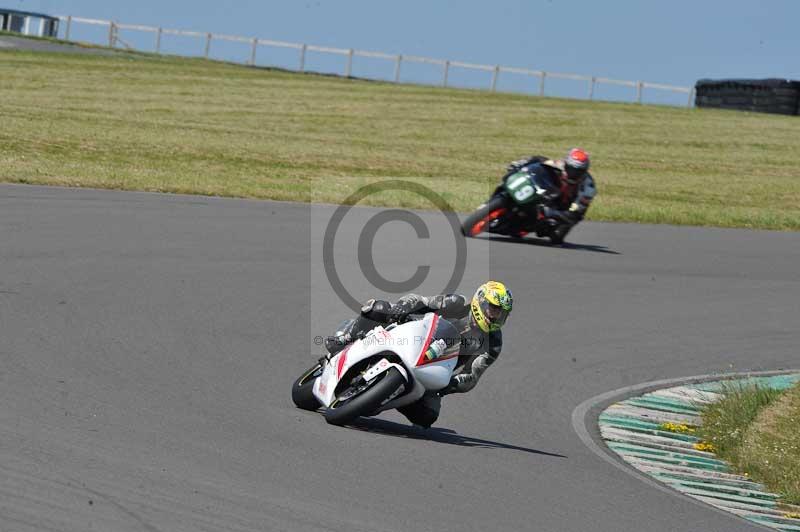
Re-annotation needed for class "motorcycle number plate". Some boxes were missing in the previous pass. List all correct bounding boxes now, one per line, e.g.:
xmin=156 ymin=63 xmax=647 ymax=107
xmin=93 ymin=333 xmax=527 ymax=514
xmin=504 ymin=172 xmax=538 ymax=205
xmin=363 ymin=358 xmax=391 ymax=381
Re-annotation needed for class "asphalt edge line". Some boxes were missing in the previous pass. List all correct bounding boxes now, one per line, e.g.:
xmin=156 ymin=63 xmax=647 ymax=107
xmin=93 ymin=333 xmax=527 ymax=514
xmin=572 ymin=369 xmax=800 ymax=532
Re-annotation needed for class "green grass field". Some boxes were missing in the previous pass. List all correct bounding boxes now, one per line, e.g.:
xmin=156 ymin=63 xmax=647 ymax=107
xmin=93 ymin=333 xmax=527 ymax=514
xmin=2 ymin=43 xmax=800 ymax=229
xmin=699 ymin=382 xmax=800 ymax=506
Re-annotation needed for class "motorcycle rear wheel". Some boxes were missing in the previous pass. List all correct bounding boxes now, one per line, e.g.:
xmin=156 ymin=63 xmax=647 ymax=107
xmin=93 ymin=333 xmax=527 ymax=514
xmin=291 ymin=362 xmax=323 ymax=411
xmin=324 ymin=368 xmax=406 ymax=426
xmin=461 ymin=196 xmax=508 ymax=237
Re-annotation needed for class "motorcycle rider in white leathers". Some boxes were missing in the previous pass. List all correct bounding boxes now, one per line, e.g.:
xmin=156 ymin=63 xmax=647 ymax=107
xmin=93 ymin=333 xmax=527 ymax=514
xmin=325 ymin=281 xmax=513 ymax=428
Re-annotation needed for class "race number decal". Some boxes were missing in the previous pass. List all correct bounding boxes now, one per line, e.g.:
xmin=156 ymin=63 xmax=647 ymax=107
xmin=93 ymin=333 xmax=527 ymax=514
xmin=513 ymin=184 xmax=534 ymax=202
xmin=507 ymin=174 xmax=528 ymax=190
xmin=504 ymin=172 xmax=538 ymax=205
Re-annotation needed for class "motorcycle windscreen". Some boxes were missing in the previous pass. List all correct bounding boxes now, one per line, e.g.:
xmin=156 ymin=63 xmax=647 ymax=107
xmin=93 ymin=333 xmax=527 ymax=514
xmin=432 ymin=318 xmax=461 ymax=358
xmin=413 ymin=316 xmax=460 ymax=391
xmin=415 ymin=316 xmax=460 ymax=365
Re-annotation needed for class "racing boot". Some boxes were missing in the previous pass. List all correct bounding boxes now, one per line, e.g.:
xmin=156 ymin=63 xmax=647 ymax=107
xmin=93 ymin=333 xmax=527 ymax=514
xmin=549 ymin=223 xmax=573 ymax=246
xmin=397 ymin=392 xmax=441 ymax=429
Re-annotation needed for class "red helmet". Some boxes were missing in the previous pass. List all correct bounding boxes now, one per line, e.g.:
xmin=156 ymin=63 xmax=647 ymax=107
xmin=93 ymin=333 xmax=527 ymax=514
xmin=564 ymin=148 xmax=590 ymax=184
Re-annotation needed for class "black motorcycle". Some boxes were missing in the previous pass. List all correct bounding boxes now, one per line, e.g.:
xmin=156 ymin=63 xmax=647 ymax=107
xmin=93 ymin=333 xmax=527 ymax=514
xmin=462 ymin=165 xmax=571 ymax=245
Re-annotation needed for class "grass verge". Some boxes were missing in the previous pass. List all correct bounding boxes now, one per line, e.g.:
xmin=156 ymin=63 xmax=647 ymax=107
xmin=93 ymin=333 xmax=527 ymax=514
xmin=699 ymin=382 xmax=800 ymax=505
xmin=2 ymin=43 xmax=800 ymax=229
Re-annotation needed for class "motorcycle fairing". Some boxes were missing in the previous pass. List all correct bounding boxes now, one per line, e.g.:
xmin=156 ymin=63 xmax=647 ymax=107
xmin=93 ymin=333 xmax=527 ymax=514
xmin=312 ymin=314 xmax=458 ymax=410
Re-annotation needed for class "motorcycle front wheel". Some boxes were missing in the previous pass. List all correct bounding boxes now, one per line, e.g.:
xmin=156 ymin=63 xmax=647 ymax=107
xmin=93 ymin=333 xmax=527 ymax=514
xmin=291 ymin=362 xmax=323 ymax=411
xmin=461 ymin=196 xmax=508 ymax=237
xmin=324 ymin=368 xmax=406 ymax=426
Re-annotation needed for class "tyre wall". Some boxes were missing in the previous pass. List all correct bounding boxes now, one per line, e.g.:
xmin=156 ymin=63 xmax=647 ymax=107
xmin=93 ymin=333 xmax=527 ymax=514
xmin=695 ymin=78 xmax=800 ymax=115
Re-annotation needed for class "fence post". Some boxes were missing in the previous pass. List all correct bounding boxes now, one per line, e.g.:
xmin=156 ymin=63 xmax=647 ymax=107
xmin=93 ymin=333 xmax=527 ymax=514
xmin=491 ymin=66 xmax=500 ymax=92
xmin=204 ymin=33 xmax=212 ymax=59
xmin=636 ymin=81 xmax=643 ymax=104
xmin=155 ymin=27 xmax=162 ymax=53
xmin=249 ymin=38 xmax=258 ymax=65
xmin=588 ymin=76 xmax=596 ymax=100
xmin=299 ymin=44 xmax=307 ymax=72
xmin=107 ymin=21 xmax=115 ymax=47
xmin=539 ymin=72 xmax=547 ymax=96
xmin=442 ymin=60 xmax=450 ymax=87
xmin=394 ymin=55 xmax=402 ymax=82
xmin=345 ymin=49 xmax=354 ymax=77
xmin=687 ymin=87 xmax=695 ymax=108
xmin=65 ymin=15 xmax=72 ymax=40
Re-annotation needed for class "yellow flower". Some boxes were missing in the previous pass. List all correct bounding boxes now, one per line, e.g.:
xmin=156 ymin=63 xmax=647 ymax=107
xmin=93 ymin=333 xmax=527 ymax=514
xmin=693 ymin=442 xmax=717 ymax=452
xmin=785 ymin=513 xmax=800 ymax=520
xmin=660 ymin=422 xmax=696 ymax=434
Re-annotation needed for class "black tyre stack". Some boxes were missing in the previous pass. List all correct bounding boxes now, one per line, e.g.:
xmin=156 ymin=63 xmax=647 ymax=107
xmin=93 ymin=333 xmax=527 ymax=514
xmin=695 ymin=79 xmax=800 ymax=116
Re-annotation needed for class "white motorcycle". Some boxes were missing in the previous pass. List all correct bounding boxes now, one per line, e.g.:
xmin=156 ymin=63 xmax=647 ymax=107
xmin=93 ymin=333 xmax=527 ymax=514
xmin=291 ymin=313 xmax=460 ymax=426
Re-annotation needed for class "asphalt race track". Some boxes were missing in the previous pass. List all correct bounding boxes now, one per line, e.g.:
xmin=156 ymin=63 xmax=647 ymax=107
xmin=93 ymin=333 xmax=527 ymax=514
xmin=1 ymin=184 xmax=798 ymax=532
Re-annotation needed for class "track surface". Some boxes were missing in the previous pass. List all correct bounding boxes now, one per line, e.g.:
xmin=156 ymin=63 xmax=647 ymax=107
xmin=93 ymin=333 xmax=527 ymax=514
xmin=1 ymin=184 xmax=798 ymax=532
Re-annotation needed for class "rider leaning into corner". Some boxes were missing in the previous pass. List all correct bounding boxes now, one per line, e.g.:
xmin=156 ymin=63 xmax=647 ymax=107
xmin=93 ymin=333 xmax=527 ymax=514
xmin=325 ymin=281 xmax=513 ymax=429
xmin=507 ymin=147 xmax=597 ymax=244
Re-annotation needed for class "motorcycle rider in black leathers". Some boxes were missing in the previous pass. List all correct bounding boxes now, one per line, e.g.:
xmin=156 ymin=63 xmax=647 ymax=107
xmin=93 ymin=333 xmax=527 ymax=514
xmin=324 ymin=281 xmax=513 ymax=428
xmin=506 ymin=147 xmax=596 ymax=244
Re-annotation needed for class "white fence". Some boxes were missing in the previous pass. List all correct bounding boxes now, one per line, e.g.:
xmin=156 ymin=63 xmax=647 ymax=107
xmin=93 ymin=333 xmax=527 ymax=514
xmin=58 ymin=15 xmax=695 ymax=107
